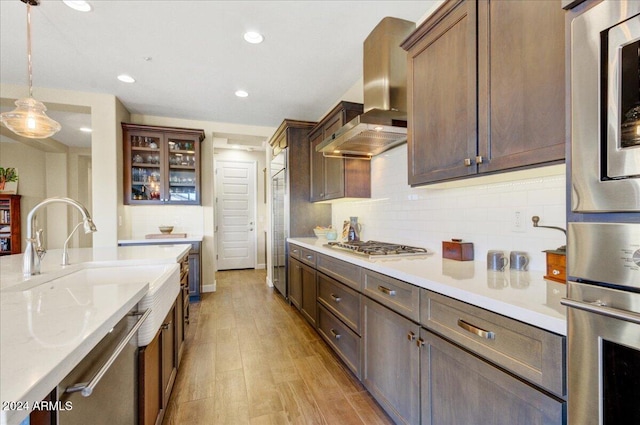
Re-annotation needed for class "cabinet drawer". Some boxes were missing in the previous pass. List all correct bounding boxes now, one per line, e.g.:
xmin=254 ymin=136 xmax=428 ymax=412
xmin=362 ymin=270 xmax=420 ymax=322
xmin=420 ymin=289 xmax=565 ymax=397
xmin=317 ymin=304 xmax=361 ymax=379
xmin=317 ymin=272 xmax=361 ymax=334
xmin=289 ymin=244 xmax=302 ymax=260
xmin=317 ymin=253 xmax=361 ymax=291
xmin=299 ymin=247 xmax=317 ymax=267
xmin=421 ymin=328 xmax=565 ymax=425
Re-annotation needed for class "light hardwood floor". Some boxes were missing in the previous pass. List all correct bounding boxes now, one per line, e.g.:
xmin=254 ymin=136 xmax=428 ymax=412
xmin=162 ymin=269 xmax=394 ymax=425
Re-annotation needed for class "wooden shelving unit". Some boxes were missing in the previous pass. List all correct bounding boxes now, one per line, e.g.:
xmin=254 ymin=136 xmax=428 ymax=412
xmin=0 ymin=194 xmax=21 ymax=255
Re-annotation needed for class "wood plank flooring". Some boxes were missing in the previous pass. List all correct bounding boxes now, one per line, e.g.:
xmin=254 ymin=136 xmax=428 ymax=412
xmin=162 ymin=269 xmax=394 ymax=425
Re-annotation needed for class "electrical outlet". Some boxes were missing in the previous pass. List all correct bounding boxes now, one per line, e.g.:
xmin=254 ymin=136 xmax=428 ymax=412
xmin=512 ymin=210 xmax=525 ymax=232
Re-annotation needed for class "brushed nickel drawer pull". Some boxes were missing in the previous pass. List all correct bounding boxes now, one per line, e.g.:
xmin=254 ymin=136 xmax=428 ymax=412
xmin=306 ymin=255 xmax=313 ymax=260
xmin=330 ymin=329 xmax=341 ymax=340
xmin=330 ymin=293 xmax=342 ymax=303
xmin=457 ymin=319 xmax=495 ymax=340
xmin=378 ymin=285 xmax=396 ymax=296
xmin=407 ymin=331 xmax=416 ymax=341
xmin=292 ymin=249 xmax=299 ymax=254
xmin=464 ymin=158 xmax=472 ymax=166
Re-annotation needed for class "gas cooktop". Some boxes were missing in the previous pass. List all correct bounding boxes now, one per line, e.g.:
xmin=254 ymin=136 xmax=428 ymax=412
xmin=326 ymin=240 xmax=431 ymax=259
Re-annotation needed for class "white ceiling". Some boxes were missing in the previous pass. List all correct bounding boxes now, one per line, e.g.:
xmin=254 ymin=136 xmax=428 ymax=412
xmin=0 ymin=0 xmax=439 ymax=149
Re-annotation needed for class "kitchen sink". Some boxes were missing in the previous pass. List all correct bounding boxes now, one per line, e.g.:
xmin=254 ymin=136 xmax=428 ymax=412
xmin=2 ymin=264 xmax=180 ymax=346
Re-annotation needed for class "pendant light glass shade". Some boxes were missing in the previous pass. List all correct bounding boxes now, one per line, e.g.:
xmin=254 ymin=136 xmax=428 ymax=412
xmin=0 ymin=1 xmax=61 ymax=139
xmin=0 ymin=97 xmax=61 ymax=138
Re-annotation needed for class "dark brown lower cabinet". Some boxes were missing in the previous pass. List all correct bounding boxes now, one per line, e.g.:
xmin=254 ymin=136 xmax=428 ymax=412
xmin=288 ymin=257 xmax=317 ymax=327
xmin=420 ymin=328 xmax=565 ymax=425
xmin=139 ymin=299 xmax=179 ymax=425
xmin=139 ymin=328 xmax=162 ymax=425
xmin=362 ymin=297 xmax=420 ymax=425
xmin=288 ymin=258 xmax=302 ymax=309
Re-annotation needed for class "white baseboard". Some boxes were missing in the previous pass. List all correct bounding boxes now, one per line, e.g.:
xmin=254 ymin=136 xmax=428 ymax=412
xmin=256 ymin=263 xmax=266 ymax=270
xmin=202 ymin=280 xmax=216 ymax=293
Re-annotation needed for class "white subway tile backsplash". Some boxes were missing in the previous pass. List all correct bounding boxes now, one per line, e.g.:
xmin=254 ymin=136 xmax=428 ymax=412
xmin=127 ymin=205 xmax=204 ymax=239
xmin=331 ymin=145 xmax=566 ymax=271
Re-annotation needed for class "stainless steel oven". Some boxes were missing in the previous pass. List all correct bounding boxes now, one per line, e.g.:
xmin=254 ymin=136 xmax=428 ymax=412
xmin=567 ymin=2 xmax=640 ymax=424
xmin=571 ymin=0 xmax=640 ymax=212
xmin=562 ymin=223 xmax=640 ymax=425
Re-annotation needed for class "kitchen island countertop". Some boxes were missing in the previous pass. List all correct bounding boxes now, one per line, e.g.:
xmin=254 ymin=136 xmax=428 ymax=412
xmin=289 ymin=237 xmax=566 ymax=335
xmin=0 ymin=245 xmax=190 ymax=425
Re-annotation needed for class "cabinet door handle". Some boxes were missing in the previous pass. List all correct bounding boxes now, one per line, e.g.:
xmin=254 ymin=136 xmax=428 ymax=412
xmin=457 ymin=319 xmax=495 ymax=340
xmin=475 ymin=155 xmax=483 ymax=164
xmin=378 ymin=285 xmax=396 ymax=296
xmin=330 ymin=293 xmax=342 ymax=303
xmin=464 ymin=158 xmax=472 ymax=166
xmin=407 ymin=331 xmax=416 ymax=341
xmin=161 ymin=321 xmax=172 ymax=330
xmin=330 ymin=329 xmax=341 ymax=340
xmin=552 ymin=269 xmax=561 ymax=275
xmin=416 ymin=338 xmax=425 ymax=347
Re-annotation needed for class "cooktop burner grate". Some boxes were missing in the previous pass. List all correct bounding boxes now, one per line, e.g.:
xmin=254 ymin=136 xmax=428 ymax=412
xmin=326 ymin=240 xmax=431 ymax=258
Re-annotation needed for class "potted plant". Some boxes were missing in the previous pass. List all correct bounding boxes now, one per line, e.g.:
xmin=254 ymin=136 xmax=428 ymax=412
xmin=0 ymin=167 xmax=18 ymax=193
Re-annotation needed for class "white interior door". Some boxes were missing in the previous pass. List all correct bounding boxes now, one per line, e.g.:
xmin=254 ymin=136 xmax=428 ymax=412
xmin=215 ymin=160 xmax=257 ymax=270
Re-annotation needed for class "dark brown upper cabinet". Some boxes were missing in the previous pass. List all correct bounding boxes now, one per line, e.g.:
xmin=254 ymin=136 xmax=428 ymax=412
xmin=309 ymin=102 xmax=371 ymax=202
xmin=402 ymin=0 xmax=565 ymax=186
xmin=123 ymin=123 xmax=205 ymax=205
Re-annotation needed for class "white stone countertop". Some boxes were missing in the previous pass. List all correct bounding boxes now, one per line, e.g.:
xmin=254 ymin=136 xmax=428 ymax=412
xmin=288 ymin=237 xmax=566 ymax=336
xmin=0 ymin=245 xmax=190 ymax=425
xmin=118 ymin=235 xmax=203 ymax=245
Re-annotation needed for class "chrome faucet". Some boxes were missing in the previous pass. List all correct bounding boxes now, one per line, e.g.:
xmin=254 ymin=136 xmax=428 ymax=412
xmin=23 ymin=197 xmax=97 ymax=277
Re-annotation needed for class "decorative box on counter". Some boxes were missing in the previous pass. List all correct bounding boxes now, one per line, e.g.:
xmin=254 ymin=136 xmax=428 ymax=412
xmin=442 ymin=239 xmax=474 ymax=261
xmin=544 ymin=249 xmax=566 ymax=283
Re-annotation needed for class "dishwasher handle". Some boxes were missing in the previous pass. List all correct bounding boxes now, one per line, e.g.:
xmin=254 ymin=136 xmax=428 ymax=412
xmin=65 ymin=309 xmax=151 ymax=397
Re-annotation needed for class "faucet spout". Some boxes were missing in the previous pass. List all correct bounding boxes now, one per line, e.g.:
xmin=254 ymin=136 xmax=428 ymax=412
xmin=23 ymin=197 xmax=98 ymax=277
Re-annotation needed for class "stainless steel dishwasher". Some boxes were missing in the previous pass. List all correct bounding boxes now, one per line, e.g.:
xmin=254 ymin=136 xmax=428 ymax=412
xmin=56 ymin=308 xmax=150 ymax=425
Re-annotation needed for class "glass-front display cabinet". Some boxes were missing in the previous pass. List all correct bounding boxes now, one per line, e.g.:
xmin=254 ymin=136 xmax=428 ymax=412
xmin=122 ymin=123 xmax=205 ymax=205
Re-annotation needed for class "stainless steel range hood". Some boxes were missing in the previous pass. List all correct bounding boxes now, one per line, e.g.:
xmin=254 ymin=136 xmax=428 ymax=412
xmin=317 ymin=17 xmax=415 ymax=157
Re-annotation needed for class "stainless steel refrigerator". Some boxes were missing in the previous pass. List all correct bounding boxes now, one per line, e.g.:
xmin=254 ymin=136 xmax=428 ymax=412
xmin=269 ymin=120 xmax=330 ymax=299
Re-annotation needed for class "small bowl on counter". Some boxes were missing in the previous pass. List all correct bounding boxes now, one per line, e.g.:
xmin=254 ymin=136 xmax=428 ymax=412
xmin=158 ymin=225 xmax=174 ymax=234
xmin=313 ymin=227 xmax=330 ymax=238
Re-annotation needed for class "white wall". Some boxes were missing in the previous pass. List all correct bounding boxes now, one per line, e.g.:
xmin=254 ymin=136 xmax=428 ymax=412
xmin=331 ymin=145 xmax=566 ymax=271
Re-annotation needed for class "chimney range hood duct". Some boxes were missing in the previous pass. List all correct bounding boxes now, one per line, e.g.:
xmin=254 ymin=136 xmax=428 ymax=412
xmin=317 ymin=17 xmax=415 ymax=157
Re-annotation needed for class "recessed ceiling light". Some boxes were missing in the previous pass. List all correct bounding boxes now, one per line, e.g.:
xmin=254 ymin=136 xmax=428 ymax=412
xmin=63 ymin=1 xmax=92 ymax=12
xmin=117 ymin=74 xmax=135 ymax=83
xmin=243 ymin=31 xmax=264 ymax=44
xmin=79 ymin=127 xmax=92 ymax=133
xmin=235 ymin=90 xmax=249 ymax=98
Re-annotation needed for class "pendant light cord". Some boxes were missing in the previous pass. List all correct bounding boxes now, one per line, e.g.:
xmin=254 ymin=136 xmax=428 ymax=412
xmin=26 ymin=3 xmax=33 ymax=98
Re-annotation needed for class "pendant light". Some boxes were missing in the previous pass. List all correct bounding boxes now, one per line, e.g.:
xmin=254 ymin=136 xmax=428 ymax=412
xmin=0 ymin=0 xmax=61 ymax=139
